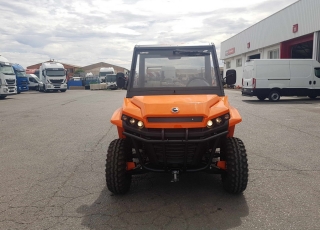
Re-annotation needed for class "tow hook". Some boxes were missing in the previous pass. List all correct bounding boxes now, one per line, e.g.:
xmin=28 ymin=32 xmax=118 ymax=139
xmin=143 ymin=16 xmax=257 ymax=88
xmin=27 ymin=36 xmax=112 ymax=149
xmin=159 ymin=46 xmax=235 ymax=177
xmin=171 ymin=170 xmax=179 ymax=182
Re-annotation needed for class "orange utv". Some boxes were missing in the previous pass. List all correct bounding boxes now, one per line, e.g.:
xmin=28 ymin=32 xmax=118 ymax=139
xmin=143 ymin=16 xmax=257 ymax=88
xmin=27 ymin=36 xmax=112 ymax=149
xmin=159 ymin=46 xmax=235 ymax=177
xmin=106 ymin=45 xmax=248 ymax=194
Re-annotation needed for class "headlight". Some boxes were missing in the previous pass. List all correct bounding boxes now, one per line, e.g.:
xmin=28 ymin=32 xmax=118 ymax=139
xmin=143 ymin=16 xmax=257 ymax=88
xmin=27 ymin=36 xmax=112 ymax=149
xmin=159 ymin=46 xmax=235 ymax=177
xmin=137 ymin=121 xmax=144 ymax=129
xmin=129 ymin=118 xmax=136 ymax=125
xmin=206 ymin=120 xmax=213 ymax=128
xmin=215 ymin=117 xmax=222 ymax=125
xmin=207 ymin=113 xmax=230 ymax=128
xmin=122 ymin=114 xmax=145 ymax=129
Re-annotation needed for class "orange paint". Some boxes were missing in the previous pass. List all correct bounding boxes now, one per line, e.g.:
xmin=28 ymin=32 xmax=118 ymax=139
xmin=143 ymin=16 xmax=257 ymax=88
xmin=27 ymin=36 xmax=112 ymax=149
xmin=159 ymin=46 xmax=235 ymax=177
xmin=110 ymin=94 xmax=242 ymax=137
xmin=217 ymin=161 xmax=226 ymax=170
xmin=126 ymin=162 xmax=136 ymax=170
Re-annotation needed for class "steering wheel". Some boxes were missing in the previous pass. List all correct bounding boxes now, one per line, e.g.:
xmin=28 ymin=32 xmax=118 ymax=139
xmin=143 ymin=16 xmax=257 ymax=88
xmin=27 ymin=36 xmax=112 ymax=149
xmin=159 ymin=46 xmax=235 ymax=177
xmin=186 ymin=77 xmax=210 ymax=87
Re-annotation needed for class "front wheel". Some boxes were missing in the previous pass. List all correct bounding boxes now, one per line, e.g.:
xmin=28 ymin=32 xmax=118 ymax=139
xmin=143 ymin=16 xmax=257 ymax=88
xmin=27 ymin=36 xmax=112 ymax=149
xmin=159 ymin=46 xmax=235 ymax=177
xmin=268 ymin=90 xmax=280 ymax=101
xmin=60 ymin=90 xmax=66 ymax=92
xmin=106 ymin=139 xmax=132 ymax=195
xmin=220 ymin=137 xmax=248 ymax=194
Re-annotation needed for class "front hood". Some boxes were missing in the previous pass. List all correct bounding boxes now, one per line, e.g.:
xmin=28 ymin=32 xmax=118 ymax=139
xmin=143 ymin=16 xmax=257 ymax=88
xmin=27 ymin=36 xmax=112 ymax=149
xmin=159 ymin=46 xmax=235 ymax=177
xmin=124 ymin=95 xmax=228 ymax=118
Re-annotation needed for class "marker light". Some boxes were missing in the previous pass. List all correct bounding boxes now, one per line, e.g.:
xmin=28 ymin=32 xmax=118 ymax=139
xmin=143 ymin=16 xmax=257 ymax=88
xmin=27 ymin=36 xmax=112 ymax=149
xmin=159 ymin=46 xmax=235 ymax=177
xmin=207 ymin=120 xmax=213 ymax=128
xmin=129 ymin=118 xmax=136 ymax=124
xmin=215 ymin=117 xmax=222 ymax=124
xmin=137 ymin=121 xmax=144 ymax=129
xmin=224 ymin=114 xmax=230 ymax=120
xmin=122 ymin=115 xmax=128 ymax=121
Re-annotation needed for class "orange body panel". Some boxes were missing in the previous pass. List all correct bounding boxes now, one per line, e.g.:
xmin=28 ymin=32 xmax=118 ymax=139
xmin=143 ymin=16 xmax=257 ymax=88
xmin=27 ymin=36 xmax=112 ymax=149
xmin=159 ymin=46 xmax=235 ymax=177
xmin=110 ymin=94 xmax=242 ymax=137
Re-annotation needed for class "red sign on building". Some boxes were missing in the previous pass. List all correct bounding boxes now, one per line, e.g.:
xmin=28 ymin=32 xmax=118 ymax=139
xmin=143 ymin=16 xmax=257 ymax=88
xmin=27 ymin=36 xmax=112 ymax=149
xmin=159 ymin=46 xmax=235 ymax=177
xmin=225 ymin=47 xmax=235 ymax=56
xmin=247 ymin=42 xmax=250 ymax=49
xmin=293 ymin=24 xmax=298 ymax=33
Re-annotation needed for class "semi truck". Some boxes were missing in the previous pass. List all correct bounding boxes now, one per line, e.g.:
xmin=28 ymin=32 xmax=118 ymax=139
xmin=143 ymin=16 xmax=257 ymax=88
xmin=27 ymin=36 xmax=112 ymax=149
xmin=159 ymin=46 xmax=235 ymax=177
xmin=99 ymin=67 xmax=115 ymax=83
xmin=12 ymin=64 xmax=29 ymax=94
xmin=0 ymin=55 xmax=17 ymax=99
xmin=39 ymin=62 xmax=67 ymax=92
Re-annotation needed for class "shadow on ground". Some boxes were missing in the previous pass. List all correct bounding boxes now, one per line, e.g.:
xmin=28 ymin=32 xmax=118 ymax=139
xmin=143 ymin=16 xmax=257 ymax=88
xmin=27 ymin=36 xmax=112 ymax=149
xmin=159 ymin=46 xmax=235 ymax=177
xmin=242 ymin=97 xmax=320 ymax=105
xmin=77 ymin=173 xmax=249 ymax=230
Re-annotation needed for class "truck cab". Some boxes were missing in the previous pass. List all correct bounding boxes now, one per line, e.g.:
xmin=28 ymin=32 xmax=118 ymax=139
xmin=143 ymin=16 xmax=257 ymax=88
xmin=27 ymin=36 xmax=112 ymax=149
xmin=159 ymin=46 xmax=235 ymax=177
xmin=99 ymin=67 xmax=115 ymax=83
xmin=12 ymin=64 xmax=29 ymax=94
xmin=39 ymin=62 xmax=67 ymax=92
xmin=0 ymin=55 xmax=17 ymax=99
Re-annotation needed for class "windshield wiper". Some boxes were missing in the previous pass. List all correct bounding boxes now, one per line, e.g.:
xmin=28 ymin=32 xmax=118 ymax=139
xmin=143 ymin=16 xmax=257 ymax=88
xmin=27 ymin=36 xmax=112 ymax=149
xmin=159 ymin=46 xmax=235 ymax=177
xmin=173 ymin=49 xmax=210 ymax=56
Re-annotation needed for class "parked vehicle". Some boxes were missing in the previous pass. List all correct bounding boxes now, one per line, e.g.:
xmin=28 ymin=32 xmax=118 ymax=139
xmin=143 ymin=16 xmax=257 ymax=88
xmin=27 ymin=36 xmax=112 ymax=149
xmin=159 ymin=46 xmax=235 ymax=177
xmin=242 ymin=59 xmax=320 ymax=101
xmin=26 ymin=69 xmax=40 ymax=78
xmin=106 ymin=45 xmax=248 ymax=195
xmin=12 ymin=64 xmax=29 ymax=94
xmin=27 ymin=74 xmax=42 ymax=91
xmin=99 ymin=67 xmax=115 ymax=83
xmin=106 ymin=74 xmax=117 ymax=89
xmin=0 ymin=55 xmax=17 ymax=99
xmin=84 ymin=76 xmax=99 ymax=89
xmin=39 ymin=62 xmax=67 ymax=92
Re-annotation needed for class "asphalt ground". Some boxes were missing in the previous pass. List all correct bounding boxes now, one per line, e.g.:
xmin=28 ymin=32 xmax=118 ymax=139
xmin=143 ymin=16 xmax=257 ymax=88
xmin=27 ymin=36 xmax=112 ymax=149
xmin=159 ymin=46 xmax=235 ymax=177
xmin=0 ymin=89 xmax=320 ymax=230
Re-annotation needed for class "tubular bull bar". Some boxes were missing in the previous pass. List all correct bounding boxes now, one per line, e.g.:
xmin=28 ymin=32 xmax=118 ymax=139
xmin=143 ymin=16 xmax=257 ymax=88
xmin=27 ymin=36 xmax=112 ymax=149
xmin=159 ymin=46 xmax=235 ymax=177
xmin=123 ymin=130 xmax=229 ymax=173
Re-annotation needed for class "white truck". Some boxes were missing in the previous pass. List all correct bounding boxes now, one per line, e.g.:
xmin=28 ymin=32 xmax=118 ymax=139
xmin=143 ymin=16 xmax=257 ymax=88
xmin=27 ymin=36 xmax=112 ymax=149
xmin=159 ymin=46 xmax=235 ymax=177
xmin=242 ymin=59 xmax=320 ymax=101
xmin=39 ymin=62 xmax=67 ymax=92
xmin=0 ymin=55 xmax=17 ymax=99
xmin=99 ymin=67 xmax=115 ymax=83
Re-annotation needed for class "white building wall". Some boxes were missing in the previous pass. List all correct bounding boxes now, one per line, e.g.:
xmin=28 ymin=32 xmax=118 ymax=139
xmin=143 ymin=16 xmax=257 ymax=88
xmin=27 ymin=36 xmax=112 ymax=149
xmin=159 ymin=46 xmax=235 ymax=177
xmin=221 ymin=0 xmax=320 ymax=60
xmin=220 ymin=0 xmax=320 ymax=87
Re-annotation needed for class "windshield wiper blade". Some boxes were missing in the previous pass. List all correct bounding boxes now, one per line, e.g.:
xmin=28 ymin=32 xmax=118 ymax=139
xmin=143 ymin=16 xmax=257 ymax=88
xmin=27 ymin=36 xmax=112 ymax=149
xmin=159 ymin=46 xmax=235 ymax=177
xmin=173 ymin=49 xmax=210 ymax=56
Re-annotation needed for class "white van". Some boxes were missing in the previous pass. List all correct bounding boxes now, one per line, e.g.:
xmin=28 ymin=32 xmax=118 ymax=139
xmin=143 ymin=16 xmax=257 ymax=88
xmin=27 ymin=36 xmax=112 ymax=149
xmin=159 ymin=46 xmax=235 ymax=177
xmin=27 ymin=74 xmax=42 ymax=91
xmin=242 ymin=59 xmax=320 ymax=101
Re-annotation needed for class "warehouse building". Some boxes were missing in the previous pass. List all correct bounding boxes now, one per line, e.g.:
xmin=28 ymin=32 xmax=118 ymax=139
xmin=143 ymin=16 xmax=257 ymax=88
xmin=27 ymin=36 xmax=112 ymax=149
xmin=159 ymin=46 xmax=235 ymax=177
xmin=220 ymin=0 xmax=320 ymax=87
xmin=81 ymin=62 xmax=129 ymax=76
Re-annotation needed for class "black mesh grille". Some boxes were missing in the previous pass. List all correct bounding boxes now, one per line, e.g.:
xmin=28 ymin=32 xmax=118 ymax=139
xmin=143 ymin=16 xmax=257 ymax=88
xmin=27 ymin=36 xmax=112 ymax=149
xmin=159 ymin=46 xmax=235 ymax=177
xmin=50 ymin=79 xmax=63 ymax=84
xmin=152 ymin=142 xmax=198 ymax=164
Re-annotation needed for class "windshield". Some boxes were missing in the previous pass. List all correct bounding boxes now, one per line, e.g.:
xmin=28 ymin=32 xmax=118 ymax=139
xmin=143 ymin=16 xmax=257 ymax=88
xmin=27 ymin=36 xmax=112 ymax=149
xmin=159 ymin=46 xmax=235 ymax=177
xmin=106 ymin=74 xmax=116 ymax=82
xmin=0 ymin=65 xmax=15 ymax=75
xmin=133 ymin=49 xmax=217 ymax=88
xmin=16 ymin=71 xmax=27 ymax=77
xmin=46 ymin=70 xmax=65 ymax=76
xmin=99 ymin=71 xmax=114 ymax=77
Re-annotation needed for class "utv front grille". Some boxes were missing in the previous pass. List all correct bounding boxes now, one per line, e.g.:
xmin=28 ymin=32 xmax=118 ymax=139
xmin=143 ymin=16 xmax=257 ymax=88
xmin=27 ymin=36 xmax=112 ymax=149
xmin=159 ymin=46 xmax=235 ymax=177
xmin=147 ymin=117 xmax=203 ymax=123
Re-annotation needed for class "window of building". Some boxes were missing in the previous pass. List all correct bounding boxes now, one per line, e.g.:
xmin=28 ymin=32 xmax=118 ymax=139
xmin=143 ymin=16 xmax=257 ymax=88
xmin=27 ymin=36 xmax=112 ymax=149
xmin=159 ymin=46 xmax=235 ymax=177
xmin=236 ymin=58 xmax=242 ymax=67
xmin=226 ymin=61 xmax=231 ymax=69
xmin=268 ymin=49 xmax=279 ymax=59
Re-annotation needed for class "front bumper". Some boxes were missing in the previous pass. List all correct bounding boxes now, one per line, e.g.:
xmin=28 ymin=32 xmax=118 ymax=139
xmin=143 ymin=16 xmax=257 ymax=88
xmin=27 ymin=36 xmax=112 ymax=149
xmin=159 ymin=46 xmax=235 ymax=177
xmin=0 ymin=86 xmax=17 ymax=95
xmin=123 ymin=122 xmax=229 ymax=172
xmin=46 ymin=84 xmax=67 ymax=90
xmin=242 ymin=88 xmax=255 ymax=96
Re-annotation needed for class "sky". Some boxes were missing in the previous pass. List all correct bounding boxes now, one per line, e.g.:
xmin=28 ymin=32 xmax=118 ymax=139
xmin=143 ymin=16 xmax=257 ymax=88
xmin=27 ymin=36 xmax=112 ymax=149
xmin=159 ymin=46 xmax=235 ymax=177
xmin=0 ymin=0 xmax=298 ymax=69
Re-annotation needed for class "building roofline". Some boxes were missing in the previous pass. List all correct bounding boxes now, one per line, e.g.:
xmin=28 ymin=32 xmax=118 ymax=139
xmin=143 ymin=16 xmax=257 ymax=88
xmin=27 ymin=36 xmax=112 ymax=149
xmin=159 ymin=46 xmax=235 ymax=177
xmin=221 ymin=0 xmax=300 ymax=44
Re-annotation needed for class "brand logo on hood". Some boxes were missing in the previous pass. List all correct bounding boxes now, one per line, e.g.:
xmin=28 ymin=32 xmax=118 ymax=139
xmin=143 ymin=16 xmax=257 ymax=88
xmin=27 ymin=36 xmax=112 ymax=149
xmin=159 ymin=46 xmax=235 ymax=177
xmin=171 ymin=107 xmax=179 ymax=113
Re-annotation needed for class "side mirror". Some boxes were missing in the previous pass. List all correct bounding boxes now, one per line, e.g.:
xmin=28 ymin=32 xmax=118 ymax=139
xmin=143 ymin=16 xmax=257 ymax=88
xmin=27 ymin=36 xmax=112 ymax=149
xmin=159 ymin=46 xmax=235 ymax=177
xmin=42 ymin=70 xmax=45 ymax=77
xmin=225 ymin=69 xmax=236 ymax=85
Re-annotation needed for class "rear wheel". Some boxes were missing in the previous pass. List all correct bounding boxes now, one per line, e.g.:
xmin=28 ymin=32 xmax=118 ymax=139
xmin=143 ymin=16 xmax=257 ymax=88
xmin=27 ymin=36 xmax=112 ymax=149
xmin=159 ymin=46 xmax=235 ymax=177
xmin=257 ymin=95 xmax=266 ymax=101
xmin=220 ymin=137 xmax=248 ymax=194
xmin=268 ymin=90 xmax=280 ymax=101
xmin=106 ymin=139 xmax=132 ymax=195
